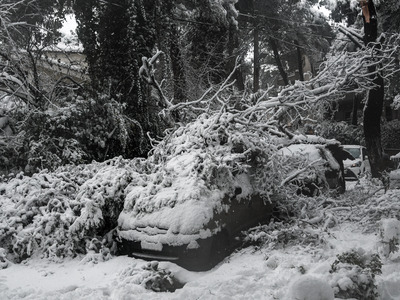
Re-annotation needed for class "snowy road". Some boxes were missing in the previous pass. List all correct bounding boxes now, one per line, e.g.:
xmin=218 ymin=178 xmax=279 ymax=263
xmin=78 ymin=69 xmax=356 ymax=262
xmin=1 ymin=221 xmax=400 ymax=299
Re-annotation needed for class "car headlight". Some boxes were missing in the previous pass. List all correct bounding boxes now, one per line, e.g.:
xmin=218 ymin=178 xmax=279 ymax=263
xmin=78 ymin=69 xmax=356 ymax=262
xmin=351 ymin=161 xmax=362 ymax=167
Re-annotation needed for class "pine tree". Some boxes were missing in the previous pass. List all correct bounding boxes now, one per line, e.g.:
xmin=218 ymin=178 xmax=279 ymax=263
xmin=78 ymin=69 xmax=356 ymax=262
xmin=188 ymin=0 xmax=231 ymax=85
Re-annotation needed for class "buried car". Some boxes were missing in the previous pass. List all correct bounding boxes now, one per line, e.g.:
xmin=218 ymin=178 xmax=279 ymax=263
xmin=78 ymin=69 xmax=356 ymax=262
xmin=117 ymin=144 xmax=275 ymax=271
xmin=116 ymin=115 xmax=346 ymax=271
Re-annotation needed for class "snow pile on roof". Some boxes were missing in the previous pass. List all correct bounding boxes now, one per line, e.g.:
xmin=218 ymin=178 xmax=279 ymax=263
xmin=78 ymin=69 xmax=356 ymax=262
xmin=391 ymin=151 xmax=400 ymax=161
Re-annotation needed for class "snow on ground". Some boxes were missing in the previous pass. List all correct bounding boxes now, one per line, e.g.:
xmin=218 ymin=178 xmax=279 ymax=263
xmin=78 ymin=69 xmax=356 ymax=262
xmin=2 ymin=183 xmax=400 ymax=300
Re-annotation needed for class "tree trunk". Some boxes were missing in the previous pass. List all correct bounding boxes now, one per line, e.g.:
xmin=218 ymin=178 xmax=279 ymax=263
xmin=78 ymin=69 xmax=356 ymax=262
xmin=351 ymin=94 xmax=360 ymax=126
xmin=361 ymin=0 xmax=384 ymax=178
xmin=363 ymin=75 xmax=384 ymax=177
xmin=295 ymin=40 xmax=304 ymax=82
xmin=269 ymin=38 xmax=289 ymax=86
xmin=227 ymin=22 xmax=245 ymax=91
xmin=170 ymin=24 xmax=186 ymax=104
xmin=253 ymin=23 xmax=260 ymax=92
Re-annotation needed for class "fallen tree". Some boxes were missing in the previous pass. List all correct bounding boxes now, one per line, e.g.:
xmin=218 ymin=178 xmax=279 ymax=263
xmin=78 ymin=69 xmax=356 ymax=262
xmin=140 ymin=26 xmax=400 ymax=179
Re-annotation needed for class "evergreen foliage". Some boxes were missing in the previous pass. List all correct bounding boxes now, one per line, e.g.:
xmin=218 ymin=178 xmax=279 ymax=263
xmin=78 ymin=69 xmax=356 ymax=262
xmin=2 ymin=94 xmax=145 ymax=175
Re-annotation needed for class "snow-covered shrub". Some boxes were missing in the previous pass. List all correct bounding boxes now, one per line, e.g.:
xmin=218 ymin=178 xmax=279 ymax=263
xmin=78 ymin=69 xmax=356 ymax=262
xmin=0 ymin=157 xmax=140 ymax=262
xmin=7 ymin=93 xmax=145 ymax=174
xmin=70 ymin=161 xmax=135 ymax=238
xmin=80 ymin=238 xmax=113 ymax=264
xmin=243 ymin=220 xmax=328 ymax=250
xmin=378 ymin=218 xmax=400 ymax=260
xmin=382 ymin=119 xmax=400 ymax=149
xmin=337 ymin=186 xmax=400 ymax=231
xmin=119 ymin=261 xmax=183 ymax=292
xmin=329 ymin=248 xmax=382 ymax=300
xmin=0 ymin=248 xmax=10 ymax=269
xmin=391 ymin=94 xmax=400 ymax=110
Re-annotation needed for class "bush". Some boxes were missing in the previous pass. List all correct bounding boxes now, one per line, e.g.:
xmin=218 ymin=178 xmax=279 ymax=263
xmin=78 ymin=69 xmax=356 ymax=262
xmin=329 ymin=249 xmax=382 ymax=300
xmin=119 ymin=261 xmax=184 ymax=292
xmin=3 ymin=93 xmax=147 ymax=175
xmin=0 ymin=157 xmax=140 ymax=262
xmin=378 ymin=218 xmax=400 ymax=260
xmin=382 ymin=119 xmax=400 ymax=149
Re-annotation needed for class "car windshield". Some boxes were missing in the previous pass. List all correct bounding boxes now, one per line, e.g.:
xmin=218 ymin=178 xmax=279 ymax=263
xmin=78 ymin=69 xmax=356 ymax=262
xmin=344 ymin=147 xmax=361 ymax=159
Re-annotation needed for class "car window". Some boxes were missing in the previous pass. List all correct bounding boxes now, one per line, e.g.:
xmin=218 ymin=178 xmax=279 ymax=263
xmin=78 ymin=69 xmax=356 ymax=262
xmin=344 ymin=148 xmax=361 ymax=159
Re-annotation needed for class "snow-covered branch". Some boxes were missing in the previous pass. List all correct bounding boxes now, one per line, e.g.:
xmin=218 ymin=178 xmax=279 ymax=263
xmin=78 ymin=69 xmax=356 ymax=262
xmin=139 ymin=51 xmax=171 ymax=109
xmin=280 ymin=159 xmax=322 ymax=187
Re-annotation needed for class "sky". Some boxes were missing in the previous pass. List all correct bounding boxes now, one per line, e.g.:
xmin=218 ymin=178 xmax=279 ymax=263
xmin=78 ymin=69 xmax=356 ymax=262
xmin=60 ymin=14 xmax=77 ymax=37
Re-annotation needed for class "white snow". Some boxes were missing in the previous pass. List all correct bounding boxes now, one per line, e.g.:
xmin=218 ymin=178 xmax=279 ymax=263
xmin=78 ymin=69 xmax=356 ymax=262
xmin=1 ymin=107 xmax=400 ymax=299
xmin=57 ymin=14 xmax=81 ymax=52
xmin=1 ymin=183 xmax=400 ymax=299
xmin=286 ymin=275 xmax=334 ymax=300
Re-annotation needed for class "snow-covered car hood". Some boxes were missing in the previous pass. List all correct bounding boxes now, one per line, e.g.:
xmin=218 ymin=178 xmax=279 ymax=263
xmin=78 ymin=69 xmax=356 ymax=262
xmin=117 ymin=123 xmax=257 ymax=247
xmin=343 ymin=158 xmax=361 ymax=168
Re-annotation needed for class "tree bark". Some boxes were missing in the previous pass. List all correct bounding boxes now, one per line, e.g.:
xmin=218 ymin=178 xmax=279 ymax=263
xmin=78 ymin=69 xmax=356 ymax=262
xmin=361 ymin=0 xmax=384 ymax=178
xmin=363 ymin=75 xmax=384 ymax=177
xmin=253 ymin=23 xmax=260 ymax=92
xmin=227 ymin=22 xmax=245 ymax=91
xmin=269 ymin=38 xmax=289 ymax=86
xmin=351 ymin=94 xmax=360 ymax=126
xmin=295 ymin=40 xmax=304 ymax=81
xmin=170 ymin=24 xmax=186 ymax=104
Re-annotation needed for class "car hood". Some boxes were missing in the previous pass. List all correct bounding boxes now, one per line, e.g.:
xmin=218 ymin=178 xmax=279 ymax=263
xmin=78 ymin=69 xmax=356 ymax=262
xmin=343 ymin=158 xmax=361 ymax=168
xmin=118 ymin=147 xmax=256 ymax=247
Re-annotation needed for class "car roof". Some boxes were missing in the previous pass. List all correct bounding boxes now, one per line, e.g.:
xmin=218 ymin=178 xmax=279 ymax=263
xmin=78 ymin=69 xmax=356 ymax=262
xmin=343 ymin=145 xmax=364 ymax=148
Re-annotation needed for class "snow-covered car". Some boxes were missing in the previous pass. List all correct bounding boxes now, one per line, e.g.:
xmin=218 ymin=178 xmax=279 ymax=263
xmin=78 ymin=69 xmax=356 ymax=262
xmin=117 ymin=141 xmax=346 ymax=271
xmin=116 ymin=114 xmax=346 ymax=271
xmin=117 ymin=163 xmax=274 ymax=271
xmin=117 ymin=115 xmax=277 ymax=271
xmin=343 ymin=145 xmax=371 ymax=180
xmin=278 ymin=143 xmax=346 ymax=195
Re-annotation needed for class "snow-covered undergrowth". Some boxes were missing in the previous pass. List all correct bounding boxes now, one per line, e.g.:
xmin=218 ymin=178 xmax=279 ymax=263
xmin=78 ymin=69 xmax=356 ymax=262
xmin=240 ymin=179 xmax=400 ymax=300
xmin=1 ymin=83 xmax=399 ymax=298
xmin=0 ymin=110 xmax=329 ymax=264
xmin=1 ymin=104 xmax=339 ymax=264
xmin=1 ymin=182 xmax=400 ymax=299
xmin=0 ymin=157 xmax=141 ymax=262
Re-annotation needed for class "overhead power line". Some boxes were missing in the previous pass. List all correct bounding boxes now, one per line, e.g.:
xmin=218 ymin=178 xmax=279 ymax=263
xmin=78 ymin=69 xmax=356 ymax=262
xmin=238 ymin=12 xmax=327 ymax=28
